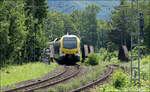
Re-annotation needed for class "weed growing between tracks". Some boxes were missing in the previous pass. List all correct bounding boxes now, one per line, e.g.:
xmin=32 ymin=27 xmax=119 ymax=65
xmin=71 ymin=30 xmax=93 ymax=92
xmin=36 ymin=64 xmax=106 ymax=92
xmin=0 ymin=62 xmax=57 ymax=87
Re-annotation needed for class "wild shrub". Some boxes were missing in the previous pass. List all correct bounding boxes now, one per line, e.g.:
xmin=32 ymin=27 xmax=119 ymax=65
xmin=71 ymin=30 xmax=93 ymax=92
xmin=99 ymin=48 xmax=107 ymax=61
xmin=141 ymin=55 xmax=150 ymax=64
xmin=141 ymin=69 xmax=149 ymax=80
xmin=99 ymin=48 xmax=118 ymax=62
xmin=111 ymin=70 xmax=129 ymax=89
xmin=131 ymin=46 xmax=150 ymax=58
xmin=110 ymin=57 xmax=120 ymax=64
xmin=140 ymin=55 xmax=150 ymax=80
xmin=91 ymin=83 xmax=119 ymax=92
xmin=84 ymin=53 xmax=99 ymax=66
xmin=55 ymin=85 xmax=66 ymax=92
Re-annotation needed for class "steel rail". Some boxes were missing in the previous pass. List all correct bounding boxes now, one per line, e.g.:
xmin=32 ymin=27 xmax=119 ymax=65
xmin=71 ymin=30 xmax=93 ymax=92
xmin=70 ymin=65 xmax=114 ymax=92
xmin=4 ymin=66 xmax=68 ymax=92
xmin=4 ymin=65 xmax=80 ymax=92
xmin=24 ymin=66 xmax=80 ymax=92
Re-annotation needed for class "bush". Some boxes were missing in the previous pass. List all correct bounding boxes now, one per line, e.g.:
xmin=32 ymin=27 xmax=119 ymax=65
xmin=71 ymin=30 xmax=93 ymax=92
xmin=84 ymin=53 xmax=99 ymax=66
xmin=110 ymin=57 xmax=120 ymax=64
xmin=99 ymin=48 xmax=107 ymax=61
xmin=111 ymin=70 xmax=129 ymax=89
xmin=99 ymin=48 xmax=118 ymax=62
xmin=141 ymin=69 xmax=149 ymax=80
xmin=140 ymin=55 xmax=150 ymax=80
xmin=141 ymin=55 xmax=150 ymax=64
xmin=131 ymin=46 xmax=150 ymax=58
xmin=90 ymin=83 xmax=119 ymax=92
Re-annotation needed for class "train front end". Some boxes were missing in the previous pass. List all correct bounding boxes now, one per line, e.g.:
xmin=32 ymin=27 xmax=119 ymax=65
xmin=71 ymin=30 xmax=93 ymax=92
xmin=59 ymin=35 xmax=80 ymax=65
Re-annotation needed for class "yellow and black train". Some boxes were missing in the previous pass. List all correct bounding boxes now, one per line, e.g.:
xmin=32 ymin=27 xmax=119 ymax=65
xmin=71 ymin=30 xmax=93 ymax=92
xmin=49 ymin=34 xmax=80 ymax=65
xmin=42 ymin=33 xmax=94 ymax=65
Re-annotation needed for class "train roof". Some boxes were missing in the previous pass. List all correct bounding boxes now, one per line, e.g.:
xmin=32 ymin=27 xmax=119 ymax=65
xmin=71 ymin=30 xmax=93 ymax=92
xmin=62 ymin=34 xmax=79 ymax=38
xmin=49 ymin=34 xmax=79 ymax=45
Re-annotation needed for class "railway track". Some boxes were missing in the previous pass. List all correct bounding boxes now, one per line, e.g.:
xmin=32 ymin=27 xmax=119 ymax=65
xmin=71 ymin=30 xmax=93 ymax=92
xmin=4 ymin=65 xmax=80 ymax=92
xmin=70 ymin=64 xmax=119 ymax=92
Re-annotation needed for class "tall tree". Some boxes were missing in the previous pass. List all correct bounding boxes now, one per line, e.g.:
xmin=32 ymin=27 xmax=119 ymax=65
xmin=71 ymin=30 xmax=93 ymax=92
xmin=81 ymin=4 xmax=101 ymax=47
xmin=24 ymin=0 xmax=48 ymax=23
xmin=0 ymin=1 xmax=27 ymax=66
xmin=144 ymin=2 xmax=150 ymax=49
xmin=23 ymin=0 xmax=48 ymax=62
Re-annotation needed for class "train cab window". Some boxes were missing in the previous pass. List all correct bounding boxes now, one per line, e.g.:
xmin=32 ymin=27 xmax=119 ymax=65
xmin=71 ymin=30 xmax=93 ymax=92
xmin=63 ymin=37 xmax=77 ymax=49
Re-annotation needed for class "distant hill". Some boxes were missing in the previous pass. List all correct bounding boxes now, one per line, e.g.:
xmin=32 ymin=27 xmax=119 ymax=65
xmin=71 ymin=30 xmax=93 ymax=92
xmin=47 ymin=0 xmax=120 ymax=20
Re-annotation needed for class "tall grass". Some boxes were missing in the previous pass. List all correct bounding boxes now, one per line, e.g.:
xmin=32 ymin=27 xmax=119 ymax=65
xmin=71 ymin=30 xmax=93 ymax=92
xmin=0 ymin=62 xmax=57 ymax=87
xmin=90 ymin=55 xmax=150 ymax=92
xmin=36 ymin=64 xmax=106 ymax=92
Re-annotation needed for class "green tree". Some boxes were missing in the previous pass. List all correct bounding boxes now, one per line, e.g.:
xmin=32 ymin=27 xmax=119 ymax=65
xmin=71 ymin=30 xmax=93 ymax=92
xmin=23 ymin=0 xmax=48 ymax=62
xmin=24 ymin=0 xmax=48 ymax=23
xmin=0 ymin=1 xmax=27 ymax=66
xmin=81 ymin=4 xmax=101 ymax=47
xmin=46 ymin=11 xmax=65 ymax=40
xmin=143 ymin=2 xmax=150 ymax=49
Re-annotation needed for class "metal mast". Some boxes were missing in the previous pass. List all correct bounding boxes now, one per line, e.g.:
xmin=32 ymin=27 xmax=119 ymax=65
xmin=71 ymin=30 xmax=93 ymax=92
xmin=130 ymin=0 xmax=142 ymax=86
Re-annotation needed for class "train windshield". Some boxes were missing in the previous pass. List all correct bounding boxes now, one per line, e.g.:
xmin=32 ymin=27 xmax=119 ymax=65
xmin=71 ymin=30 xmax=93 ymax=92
xmin=63 ymin=37 xmax=77 ymax=49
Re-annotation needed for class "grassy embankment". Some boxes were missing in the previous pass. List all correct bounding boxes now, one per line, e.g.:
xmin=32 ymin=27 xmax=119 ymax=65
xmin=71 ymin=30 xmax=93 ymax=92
xmin=44 ymin=49 xmax=149 ymax=92
xmin=90 ymin=55 xmax=150 ymax=92
xmin=0 ymin=62 xmax=57 ymax=87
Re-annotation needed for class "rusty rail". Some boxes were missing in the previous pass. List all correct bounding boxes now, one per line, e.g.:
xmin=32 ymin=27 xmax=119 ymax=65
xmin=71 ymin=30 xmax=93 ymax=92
xmin=4 ymin=66 xmax=80 ymax=92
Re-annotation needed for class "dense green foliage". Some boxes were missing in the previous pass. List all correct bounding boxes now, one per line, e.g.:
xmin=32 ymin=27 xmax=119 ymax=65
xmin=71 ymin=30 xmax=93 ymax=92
xmin=0 ymin=0 xmax=48 ymax=67
xmin=84 ymin=49 xmax=120 ymax=65
xmin=84 ymin=53 xmax=99 ymax=66
xmin=111 ymin=70 xmax=129 ymax=89
xmin=90 ymin=55 xmax=150 ymax=92
xmin=99 ymin=48 xmax=119 ymax=63
xmin=107 ymin=0 xmax=150 ymax=61
xmin=46 ymin=4 xmax=101 ymax=48
xmin=0 ymin=1 xmax=26 ymax=66
xmin=109 ymin=0 xmax=150 ymax=49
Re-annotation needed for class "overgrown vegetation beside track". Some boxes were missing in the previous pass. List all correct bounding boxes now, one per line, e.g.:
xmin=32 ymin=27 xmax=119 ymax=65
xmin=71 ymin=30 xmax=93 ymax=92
xmin=36 ymin=64 xmax=106 ymax=92
xmin=90 ymin=55 xmax=150 ymax=92
xmin=80 ymin=45 xmax=150 ymax=92
xmin=84 ymin=49 xmax=119 ymax=66
xmin=0 ymin=62 xmax=57 ymax=87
